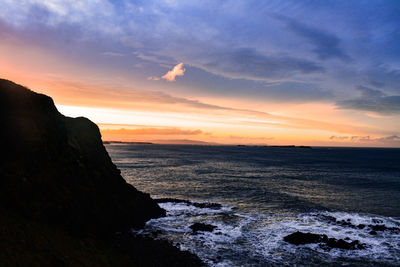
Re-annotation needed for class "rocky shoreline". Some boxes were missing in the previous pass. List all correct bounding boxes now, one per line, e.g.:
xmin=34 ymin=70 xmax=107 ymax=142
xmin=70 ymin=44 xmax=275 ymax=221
xmin=282 ymin=214 xmax=400 ymax=251
xmin=0 ymin=79 xmax=204 ymax=266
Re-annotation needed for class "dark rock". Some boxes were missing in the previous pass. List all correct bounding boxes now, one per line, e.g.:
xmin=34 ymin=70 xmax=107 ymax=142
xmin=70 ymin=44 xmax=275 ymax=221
xmin=337 ymin=220 xmax=356 ymax=228
xmin=326 ymin=238 xmax=363 ymax=250
xmin=283 ymin=231 xmax=326 ymax=245
xmin=357 ymin=224 xmax=366 ymax=229
xmin=150 ymin=230 xmax=163 ymax=237
xmin=370 ymin=224 xmax=388 ymax=231
xmin=318 ymin=215 xmax=337 ymax=224
xmin=352 ymin=240 xmax=365 ymax=250
xmin=317 ymin=215 xmax=400 ymax=235
xmin=317 ymin=215 xmax=396 ymax=234
xmin=192 ymin=202 xmax=222 ymax=209
xmin=113 ymin=232 xmax=205 ymax=267
xmin=0 ymin=79 xmax=165 ymax=234
xmin=317 ymin=215 xmax=361 ymax=229
xmin=0 ymin=79 xmax=204 ymax=266
xmin=284 ymin=231 xmax=365 ymax=250
xmin=190 ymin=223 xmax=217 ymax=233
xmin=368 ymin=224 xmax=400 ymax=233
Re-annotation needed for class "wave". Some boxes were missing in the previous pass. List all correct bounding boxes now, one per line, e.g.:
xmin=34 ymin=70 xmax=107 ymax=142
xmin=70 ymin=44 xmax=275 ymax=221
xmin=133 ymin=200 xmax=400 ymax=266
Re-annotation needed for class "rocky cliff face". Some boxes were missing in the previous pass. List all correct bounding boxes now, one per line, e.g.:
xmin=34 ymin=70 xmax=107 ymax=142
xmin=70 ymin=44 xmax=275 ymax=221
xmin=0 ymin=79 xmax=204 ymax=266
xmin=0 ymin=78 xmax=165 ymax=234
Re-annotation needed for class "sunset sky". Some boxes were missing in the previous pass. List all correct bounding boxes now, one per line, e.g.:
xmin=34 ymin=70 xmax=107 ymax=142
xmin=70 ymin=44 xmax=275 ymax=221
xmin=1 ymin=0 xmax=400 ymax=146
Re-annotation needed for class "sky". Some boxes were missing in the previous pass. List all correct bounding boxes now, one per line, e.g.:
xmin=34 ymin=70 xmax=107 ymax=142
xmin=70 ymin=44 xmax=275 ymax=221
xmin=1 ymin=0 xmax=400 ymax=146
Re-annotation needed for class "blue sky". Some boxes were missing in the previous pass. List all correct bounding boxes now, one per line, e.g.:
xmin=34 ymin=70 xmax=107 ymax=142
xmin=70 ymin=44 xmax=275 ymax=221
xmin=1 ymin=0 xmax=400 ymax=145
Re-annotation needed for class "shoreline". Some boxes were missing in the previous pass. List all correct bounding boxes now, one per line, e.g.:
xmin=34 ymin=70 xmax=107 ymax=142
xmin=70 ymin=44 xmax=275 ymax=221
xmin=135 ymin=196 xmax=400 ymax=266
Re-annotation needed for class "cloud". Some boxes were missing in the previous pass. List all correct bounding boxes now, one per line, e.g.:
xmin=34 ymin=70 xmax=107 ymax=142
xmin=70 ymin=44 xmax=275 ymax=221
xmin=147 ymin=76 xmax=160 ymax=81
xmin=329 ymin=135 xmax=349 ymax=140
xmin=369 ymin=80 xmax=384 ymax=88
xmin=379 ymin=135 xmax=400 ymax=141
xmin=355 ymin=85 xmax=384 ymax=98
xmin=173 ymin=66 xmax=332 ymax=102
xmin=30 ymin=77 xmax=234 ymax=110
xmin=133 ymin=51 xmax=173 ymax=66
xmin=364 ymin=66 xmax=400 ymax=94
xmin=276 ymin=15 xmax=351 ymax=62
xmin=162 ymin=63 xmax=185 ymax=81
xmin=40 ymin=78 xmax=388 ymax=136
xmin=2 ymin=0 xmax=400 ymax=144
xmin=330 ymin=135 xmax=400 ymax=143
xmin=202 ymin=48 xmax=324 ymax=81
xmin=336 ymin=85 xmax=400 ymax=114
xmin=101 ymin=127 xmax=203 ymax=135
xmin=229 ymin=135 xmax=274 ymax=141
xmin=0 ymin=0 xmax=119 ymax=35
xmin=6 ymin=76 xmax=388 ymax=136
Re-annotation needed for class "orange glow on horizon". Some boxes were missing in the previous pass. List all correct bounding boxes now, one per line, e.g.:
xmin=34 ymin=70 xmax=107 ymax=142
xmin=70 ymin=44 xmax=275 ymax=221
xmin=1 ymin=41 xmax=399 ymax=147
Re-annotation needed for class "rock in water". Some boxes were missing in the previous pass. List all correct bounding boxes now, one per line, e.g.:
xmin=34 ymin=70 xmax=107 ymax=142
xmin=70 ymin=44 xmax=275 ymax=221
xmin=325 ymin=238 xmax=365 ymax=250
xmin=190 ymin=223 xmax=217 ymax=233
xmin=284 ymin=231 xmax=365 ymax=250
xmin=283 ymin=231 xmax=327 ymax=245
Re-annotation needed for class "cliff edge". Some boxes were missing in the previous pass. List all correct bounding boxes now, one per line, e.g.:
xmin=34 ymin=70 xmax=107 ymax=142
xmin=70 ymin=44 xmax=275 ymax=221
xmin=0 ymin=79 xmax=203 ymax=266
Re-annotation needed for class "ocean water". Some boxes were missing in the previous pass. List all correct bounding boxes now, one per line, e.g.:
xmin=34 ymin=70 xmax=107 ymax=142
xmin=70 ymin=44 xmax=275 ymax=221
xmin=106 ymin=144 xmax=400 ymax=266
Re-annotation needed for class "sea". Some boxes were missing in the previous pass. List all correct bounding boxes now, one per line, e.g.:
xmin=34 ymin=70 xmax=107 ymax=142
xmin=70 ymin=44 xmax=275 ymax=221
xmin=106 ymin=144 xmax=400 ymax=266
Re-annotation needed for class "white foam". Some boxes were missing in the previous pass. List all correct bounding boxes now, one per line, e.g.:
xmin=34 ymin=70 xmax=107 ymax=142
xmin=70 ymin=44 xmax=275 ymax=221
xmin=133 ymin=202 xmax=400 ymax=266
xmin=158 ymin=202 xmax=233 ymax=217
xmin=260 ymin=211 xmax=400 ymax=264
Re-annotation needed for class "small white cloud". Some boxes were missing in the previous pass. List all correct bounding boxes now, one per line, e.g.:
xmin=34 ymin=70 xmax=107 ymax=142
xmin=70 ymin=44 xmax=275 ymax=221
xmin=162 ymin=63 xmax=185 ymax=82
xmin=147 ymin=76 xmax=160 ymax=81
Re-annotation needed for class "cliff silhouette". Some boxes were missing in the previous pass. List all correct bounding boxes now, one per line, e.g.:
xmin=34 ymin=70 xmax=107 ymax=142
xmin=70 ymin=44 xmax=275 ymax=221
xmin=0 ymin=79 xmax=203 ymax=266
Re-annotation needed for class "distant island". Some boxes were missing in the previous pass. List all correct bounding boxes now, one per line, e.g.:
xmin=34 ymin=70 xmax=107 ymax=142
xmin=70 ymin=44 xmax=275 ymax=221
xmin=270 ymin=145 xmax=312 ymax=149
xmin=103 ymin=141 xmax=154 ymax=145
xmin=0 ymin=79 xmax=204 ymax=266
xmin=237 ymin=144 xmax=312 ymax=149
xmin=103 ymin=140 xmax=312 ymax=148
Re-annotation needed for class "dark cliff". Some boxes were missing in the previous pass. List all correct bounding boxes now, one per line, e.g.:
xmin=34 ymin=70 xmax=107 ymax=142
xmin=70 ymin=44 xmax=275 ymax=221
xmin=0 ymin=79 xmax=203 ymax=266
xmin=0 ymin=78 xmax=165 ymax=233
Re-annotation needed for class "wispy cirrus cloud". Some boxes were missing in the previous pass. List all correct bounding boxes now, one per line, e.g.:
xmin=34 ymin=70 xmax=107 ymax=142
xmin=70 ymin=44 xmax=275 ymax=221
xmin=229 ymin=135 xmax=274 ymax=141
xmin=201 ymin=48 xmax=324 ymax=81
xmin=336 ymin=85 xmax=400 ymax=114
xmin=1 ymin=0 xmax=400 ymax=146
xmin=101 ymin=127 xmax=203 ymax=135
xmin=276 ymin=15 xmax=352 ymax=62
xmin=38 ymin=78 xmax=389 ymax=136
xmin=330 ymin=135 xmax=400 ymax=143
